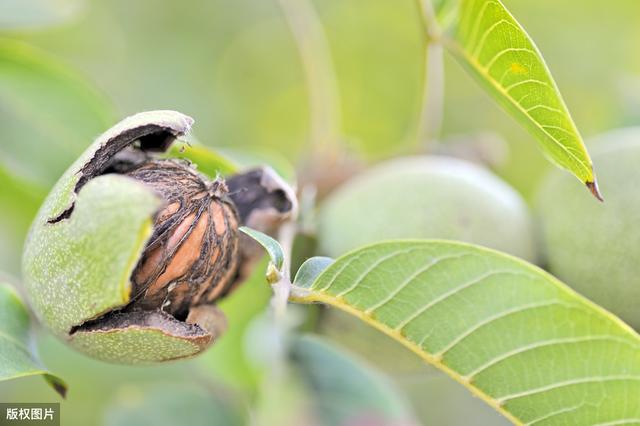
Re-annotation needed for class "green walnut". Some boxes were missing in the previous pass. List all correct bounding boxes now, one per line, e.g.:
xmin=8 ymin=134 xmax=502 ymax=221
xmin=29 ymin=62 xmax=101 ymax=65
xmin=318 ymin=156 xmax=536 ymax=262
xmin=536 ymin=128 xmax=640 ymax=329
xmin=22 ymin=110 xmax=295 ymax=364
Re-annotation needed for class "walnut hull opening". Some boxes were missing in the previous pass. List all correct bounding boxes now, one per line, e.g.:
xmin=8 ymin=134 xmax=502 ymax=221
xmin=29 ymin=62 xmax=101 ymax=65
xmin=46 ymin=114 xmax=296 ymax=350
xmin=52 ymin=123 xmax=234 ymax=342
xmin=67 ymin=305 xmax=224 ymax=343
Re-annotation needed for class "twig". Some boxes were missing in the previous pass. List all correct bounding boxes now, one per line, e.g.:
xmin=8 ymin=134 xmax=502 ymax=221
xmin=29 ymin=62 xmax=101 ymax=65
xmin=277 ymin=0 xmax=342 ymax=151
xmin=416 ymin=42 xmax=445 ymax=150
xmin=417 ymin=0 xmax=441 ymax=41
xmin=270 ymin=220 xmax=297 ymax=322
xmin=414 ymin=0 xmax=445 ymax=152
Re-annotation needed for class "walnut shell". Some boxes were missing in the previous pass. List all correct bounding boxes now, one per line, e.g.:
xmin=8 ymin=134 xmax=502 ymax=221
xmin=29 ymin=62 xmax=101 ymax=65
xmin=126 ymin=159 xmax=239 ymax=318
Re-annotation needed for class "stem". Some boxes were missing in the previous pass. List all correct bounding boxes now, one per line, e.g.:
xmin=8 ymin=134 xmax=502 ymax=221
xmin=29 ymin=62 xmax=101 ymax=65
xmin=256 ymin=220 xmax=298 ymax=384
xmin=277 ymin=0 xmax=342 ymax=151
xmin=416 ymin=42 xmax=445 ymax=150
xmin=417 ymin=0 xmax=441 ymax=40
xmin=414 ymin=0 xmax=445 ymax=152
xmin=270 ymin=220 xmax=297 ymax=322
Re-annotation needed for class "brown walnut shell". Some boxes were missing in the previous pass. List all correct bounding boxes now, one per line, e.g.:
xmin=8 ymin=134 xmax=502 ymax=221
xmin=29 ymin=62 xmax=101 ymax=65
xmin=126 ymin=159 xmax=239 ymax=319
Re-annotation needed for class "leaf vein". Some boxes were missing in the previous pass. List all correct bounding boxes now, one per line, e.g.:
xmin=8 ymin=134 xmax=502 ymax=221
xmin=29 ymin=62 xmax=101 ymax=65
xmin=394 ymin=269 xmax=530 ymax=333
xmin=435 ymin=301 xmax=587 ymax=357
xmin=363 ymin=253 xmax=469 ymax=315
xmin=482 ymin=47 xmax=537 ymax=73
xmin=594 ymin=420 xmax=640 ymax=426
xmin=497 ymin=375 xmax=640 ymax=404
xmin=472 ymin=19 xmax=521 ymax=59
xmin=317 ymin=252 xmax=365 ymax=292
xmin=464 ymin=0 xmax=500 ymax=51
xmin=525 ymin=104 xmax=563 ymax=114
xmin=334 ymin=248 xmax=419 ymax=298
xmin=524 ymin=403 xmax=586 ymax=426
xmin=465 ymin=335 xmax=640 ymax=380
xmin=504 ymin=79 xmax=552 ymax=92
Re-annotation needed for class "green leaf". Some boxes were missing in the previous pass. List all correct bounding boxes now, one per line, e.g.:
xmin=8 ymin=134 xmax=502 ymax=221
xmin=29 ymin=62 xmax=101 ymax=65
xmin=290 ymin=241 xmax=640 ymax=425
xmin=165 ymin=142 xmax=239 ymax=177
xmin=293 ymin=257 xmax=334 ymax=289
xmin=239 ymin=227 xmax=285 ymax=271
xmin=444 ymin=0 xmax=599 ymax=196
xmin=0 ymin=283 xmax=66 ymax=397
xmin=290 ymin=334 xmax=417 ymax=426
xmin=0 ymin=39 xmax=115 ymax=185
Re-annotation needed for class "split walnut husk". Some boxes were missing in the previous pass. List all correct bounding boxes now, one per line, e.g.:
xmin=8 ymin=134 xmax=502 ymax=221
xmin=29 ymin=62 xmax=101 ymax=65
xmin=22 ymin=111 xmax=297 ymax=363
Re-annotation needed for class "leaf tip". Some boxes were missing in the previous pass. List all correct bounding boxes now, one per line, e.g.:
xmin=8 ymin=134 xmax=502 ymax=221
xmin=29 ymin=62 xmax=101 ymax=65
xmin=45 ymin=375 xmax=68 ymax=399
xmin=53 ymin=382 xmax=67 ymax=399
xmin=586 ymin=180 xmax=604 ymax=202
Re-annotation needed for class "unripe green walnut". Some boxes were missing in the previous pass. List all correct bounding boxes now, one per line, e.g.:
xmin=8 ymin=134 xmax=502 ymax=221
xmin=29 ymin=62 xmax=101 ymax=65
xmin=22 ymin=111 xmax=295 ymax=364
xmin=318 ymin=156 xmax=536 ymax=262
xmin=536 ymin=128 xmax=640 ymax=329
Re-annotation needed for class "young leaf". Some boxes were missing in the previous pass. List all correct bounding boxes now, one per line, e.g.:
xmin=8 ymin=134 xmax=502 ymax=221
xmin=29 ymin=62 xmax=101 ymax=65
xmin=293 ymin=257 xmax=334 ymax=289
xmin=290 ymin=241 xmax=640 ymax=425
xmin=0 ymin=283 xmax=67 ymax=397
xmin=290 ymin=334 xmax=418 ymax=426
xmin=444 ymin=0 xmax=600 ymax=198
xmin=239 ymin=227 xmax=285 ymax=271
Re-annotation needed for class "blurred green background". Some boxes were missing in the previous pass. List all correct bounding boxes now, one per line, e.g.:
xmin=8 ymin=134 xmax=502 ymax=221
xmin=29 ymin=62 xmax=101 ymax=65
xmin=1 ymin=0 xmax=639 ymax=425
